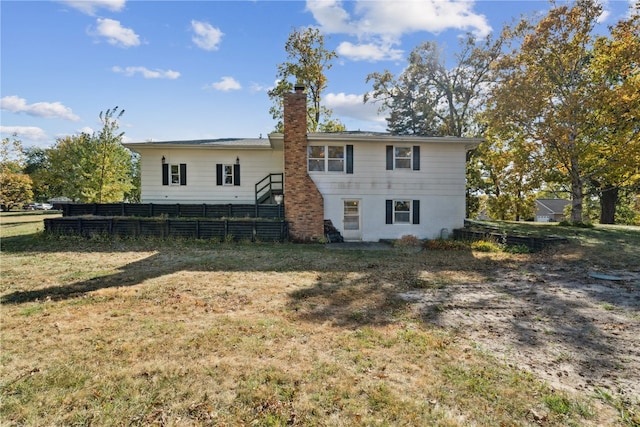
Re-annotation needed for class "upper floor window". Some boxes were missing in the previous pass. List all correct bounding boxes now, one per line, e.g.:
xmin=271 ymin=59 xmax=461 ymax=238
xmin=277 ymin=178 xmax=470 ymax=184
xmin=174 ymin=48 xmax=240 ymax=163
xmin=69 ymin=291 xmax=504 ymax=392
xmin=170 ymin=164 xmax=181 ymax=185
xmin=223 ymin=165 xmax=235 ymax=185
xmin=386 ymin=145 xmax=421 ymax=171
xmin=394 ymin=147 xmax=412 ymax=169
xmin=308 ymin=145 xmax=345 ymax=172
xmin=216 ymin=163 xmax=241 ymax=186
xmin=162 ymin=163 xmax=187 ymax=186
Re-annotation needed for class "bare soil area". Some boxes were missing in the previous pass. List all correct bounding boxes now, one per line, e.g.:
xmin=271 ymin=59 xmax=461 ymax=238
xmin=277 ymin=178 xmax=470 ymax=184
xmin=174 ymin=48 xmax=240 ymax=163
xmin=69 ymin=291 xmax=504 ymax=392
xmin=400 ymin=261 xmax=640 ymax=404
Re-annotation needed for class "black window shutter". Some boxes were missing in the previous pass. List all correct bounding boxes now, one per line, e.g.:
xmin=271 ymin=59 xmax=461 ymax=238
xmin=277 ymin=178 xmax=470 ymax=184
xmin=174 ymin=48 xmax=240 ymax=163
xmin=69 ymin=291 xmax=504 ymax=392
xmin=162 ymin=163 xmax=169 ymax=186
xmin=346 ymin=145 xmax=353 ymax=174
xmin=180 ymin=164 xmax=187 ymax=185
xmin=386 ymin=146 xmax=393 ymax=170
xmin=413 ymin=200 xmax=420 ymax=224
xmin=216 ymin=164 xmax=222 ymax=186
xmin=234 ymin=164 xmax=240 ymax=186
xmin=413 ymin=146 xmax=420 ymax=170
xmin=385 ymin=200 xmax=393 ymax=224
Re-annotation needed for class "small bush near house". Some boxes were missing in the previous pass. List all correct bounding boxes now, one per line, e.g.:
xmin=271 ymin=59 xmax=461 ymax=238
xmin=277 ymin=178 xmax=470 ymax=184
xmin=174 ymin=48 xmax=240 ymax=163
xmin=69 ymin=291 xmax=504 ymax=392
xmin=470 ymin=239 xmax=502 ymax=252
xmin=393 ymin=234 xmax=422 ymax=247
xmin=423 ymin=238 xmax=469 ymax=251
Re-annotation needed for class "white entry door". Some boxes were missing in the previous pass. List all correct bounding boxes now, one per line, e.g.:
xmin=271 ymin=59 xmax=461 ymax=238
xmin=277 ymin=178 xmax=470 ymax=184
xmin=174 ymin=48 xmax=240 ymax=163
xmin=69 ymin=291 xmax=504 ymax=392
xmin=343 ymin=200 xmax=361 ymax=241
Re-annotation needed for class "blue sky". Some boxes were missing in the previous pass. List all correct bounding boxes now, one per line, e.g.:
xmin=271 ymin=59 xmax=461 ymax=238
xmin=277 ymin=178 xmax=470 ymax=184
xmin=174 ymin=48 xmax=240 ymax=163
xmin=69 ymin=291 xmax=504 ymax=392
xmin=1 ymin=0 xmax=635 ymax=148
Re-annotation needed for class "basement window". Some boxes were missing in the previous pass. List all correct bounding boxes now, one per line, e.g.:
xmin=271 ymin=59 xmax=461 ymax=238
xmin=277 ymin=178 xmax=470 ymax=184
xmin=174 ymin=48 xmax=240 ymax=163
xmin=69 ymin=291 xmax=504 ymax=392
xmin=394 ymin=200 xmax=411 ymax=223
xmin=385 ymin=199 xmax=420 ymax=225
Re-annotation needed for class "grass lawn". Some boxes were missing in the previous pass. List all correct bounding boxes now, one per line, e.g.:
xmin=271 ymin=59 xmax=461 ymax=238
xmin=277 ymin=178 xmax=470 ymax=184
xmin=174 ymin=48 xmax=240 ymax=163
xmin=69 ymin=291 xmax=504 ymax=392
xmin=1 ymin=213 xmax=638 ymax=426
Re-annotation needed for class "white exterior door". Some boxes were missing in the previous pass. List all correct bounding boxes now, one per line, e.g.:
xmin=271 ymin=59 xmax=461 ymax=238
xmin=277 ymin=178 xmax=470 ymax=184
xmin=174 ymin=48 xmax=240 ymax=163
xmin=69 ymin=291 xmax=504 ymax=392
xmin=342 ymin=200 xmax=361 ymax=241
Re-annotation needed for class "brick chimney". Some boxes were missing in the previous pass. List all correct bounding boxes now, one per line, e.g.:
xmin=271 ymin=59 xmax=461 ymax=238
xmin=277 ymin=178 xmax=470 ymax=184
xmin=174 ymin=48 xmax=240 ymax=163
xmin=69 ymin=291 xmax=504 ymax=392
xmin=283 ymin=85 xmax=325 ymax=241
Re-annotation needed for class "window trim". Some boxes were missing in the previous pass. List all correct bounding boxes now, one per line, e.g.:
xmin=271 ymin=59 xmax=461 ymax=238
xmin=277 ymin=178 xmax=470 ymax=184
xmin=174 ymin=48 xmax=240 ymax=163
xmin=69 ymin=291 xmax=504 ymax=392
xmin=394 ymin=147 xmax=412 ymax=170
xmin=162 ymin=163 xmax=186 ymax=186
xmin=170 ymin=164 xmax=181 ymax=185
xmin=386 ymin=145 xmax=420 ymax=171
xmin=308 ymin=144 xmax=352 ymax=173
xmin=223 ymin=164 xmax=235 ymax=186
xmin=216 ymin=163 xmax=241 ymax=186
xmin=385 ymin=199 xmax=420 ymax=225
xmin=393 ymin=200 xmax=412 ymax=224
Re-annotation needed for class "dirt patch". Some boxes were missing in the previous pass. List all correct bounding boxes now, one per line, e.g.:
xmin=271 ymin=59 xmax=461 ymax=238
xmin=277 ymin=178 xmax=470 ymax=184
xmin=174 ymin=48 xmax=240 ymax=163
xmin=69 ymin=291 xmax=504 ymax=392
xmin=400 ymin=263 xmax=640 ymax=403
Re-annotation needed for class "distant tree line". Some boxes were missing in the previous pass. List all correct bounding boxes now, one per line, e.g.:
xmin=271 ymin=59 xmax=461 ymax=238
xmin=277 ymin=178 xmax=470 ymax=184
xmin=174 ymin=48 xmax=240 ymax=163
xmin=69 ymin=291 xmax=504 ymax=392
xmin=1 ymin=107 xmax=139 ymax=210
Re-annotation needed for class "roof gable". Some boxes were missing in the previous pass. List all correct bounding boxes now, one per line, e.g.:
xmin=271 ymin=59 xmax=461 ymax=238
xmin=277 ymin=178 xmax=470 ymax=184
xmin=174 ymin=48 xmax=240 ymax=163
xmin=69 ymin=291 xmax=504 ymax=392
xmin=536 ymin=199 xmax=570 ymax=214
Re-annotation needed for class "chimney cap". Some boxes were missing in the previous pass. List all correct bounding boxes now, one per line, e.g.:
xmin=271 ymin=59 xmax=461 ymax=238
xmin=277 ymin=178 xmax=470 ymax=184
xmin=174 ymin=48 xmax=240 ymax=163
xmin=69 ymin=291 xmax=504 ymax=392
xmin=294 ymin=84 xmax=305 ymax=93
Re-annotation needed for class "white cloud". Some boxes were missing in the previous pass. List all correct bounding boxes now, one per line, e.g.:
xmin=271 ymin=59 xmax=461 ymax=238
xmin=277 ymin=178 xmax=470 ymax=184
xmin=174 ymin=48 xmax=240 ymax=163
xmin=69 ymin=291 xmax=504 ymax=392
xmin=249 ymin=82 xmax=268 ymax=93
xmin=0 ymin=126 xmax=48 ymax=141
xmin=305 ymin=0 xmax=352 ymax=33
xmin=191 ymin=20 xmax=224 ymax=51
xmin=1 ymin=96 xmax=80 ymax=121
xmin=337 ymin=41 xmax=403 ymax=62
xmin=325 ymin=92 xmax=386 ymax=124
xmin=306 ymin=0 xmax=492 ymax=62
xmin=93 ymin=18 xmax=140 ymax=48
xmin=112 ymin=66 xmax=180 ymax=79
xmin=205 ymin=76 xmax=242 ymax=91
xmin=77 ymin=126 xmax=95 ymax=135
xmin=59 ymin=0 xmax=126 ymax=16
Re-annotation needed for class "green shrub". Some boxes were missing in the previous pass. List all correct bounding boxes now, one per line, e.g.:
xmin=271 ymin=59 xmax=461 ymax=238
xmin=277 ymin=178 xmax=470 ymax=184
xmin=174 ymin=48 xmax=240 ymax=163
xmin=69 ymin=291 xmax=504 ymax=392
xmin=470 ymin=240 xmax=502 ymax=252
xmin=503 ymin=244 xmax=531 ymax=254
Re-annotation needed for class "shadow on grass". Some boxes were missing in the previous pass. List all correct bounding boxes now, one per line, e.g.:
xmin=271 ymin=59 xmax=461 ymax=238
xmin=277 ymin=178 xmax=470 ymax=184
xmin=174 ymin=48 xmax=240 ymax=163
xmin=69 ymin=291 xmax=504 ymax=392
xmin=2 ymin=228 xmax=639 ymax=398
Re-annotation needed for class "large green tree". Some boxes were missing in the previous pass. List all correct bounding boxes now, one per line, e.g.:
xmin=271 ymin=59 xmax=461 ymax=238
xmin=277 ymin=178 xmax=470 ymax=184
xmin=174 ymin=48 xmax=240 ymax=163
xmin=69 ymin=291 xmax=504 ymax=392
xmin=268 ymin=27 xmax=344 ymax=132
xmin=43 ymin=107 xmax=135 ymax=203
xmin=365 ymin=33 xmax=503 ymax=138
xmin=365 ymin=34 xmax=503 ymax=217
xmin=477 ymin=126 xmax=544 ymax=221
xmin=487 ymin=0 xmax=603 ymax=223
xmin=585 ymin=13 xmax=640 ymax=223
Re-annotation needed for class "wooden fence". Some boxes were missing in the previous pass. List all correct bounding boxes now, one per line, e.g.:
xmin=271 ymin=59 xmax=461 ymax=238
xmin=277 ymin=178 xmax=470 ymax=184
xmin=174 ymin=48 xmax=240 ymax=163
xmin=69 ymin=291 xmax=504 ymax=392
xmin=61 ymin=203 xmax=284 ymax=219
xmin=453 ymin=228 xmax=568 ymax=252
xmin=45 ymin=217 xmax=288 ymax=242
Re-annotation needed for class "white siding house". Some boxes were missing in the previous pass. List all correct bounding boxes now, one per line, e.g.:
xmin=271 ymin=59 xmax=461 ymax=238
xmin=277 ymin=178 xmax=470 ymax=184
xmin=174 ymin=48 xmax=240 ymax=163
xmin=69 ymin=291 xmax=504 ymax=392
xmin=124 ymin=87 xmax=480 ymax=242
xmin=126 ymin=138 xmax=284 ymax=204
xmin=124 ymin=133 xmax=480 ymax=241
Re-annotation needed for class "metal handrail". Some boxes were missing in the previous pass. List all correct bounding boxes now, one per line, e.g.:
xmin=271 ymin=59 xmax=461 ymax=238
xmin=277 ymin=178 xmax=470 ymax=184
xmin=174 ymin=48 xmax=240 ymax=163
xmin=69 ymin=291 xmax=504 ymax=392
xmin=255 ymin=173 xmax=284 ymax=208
